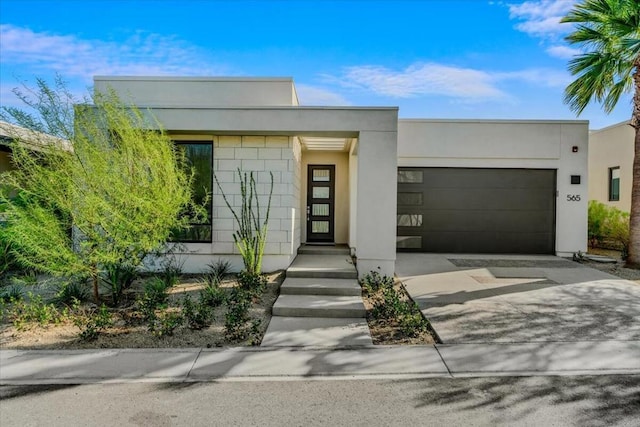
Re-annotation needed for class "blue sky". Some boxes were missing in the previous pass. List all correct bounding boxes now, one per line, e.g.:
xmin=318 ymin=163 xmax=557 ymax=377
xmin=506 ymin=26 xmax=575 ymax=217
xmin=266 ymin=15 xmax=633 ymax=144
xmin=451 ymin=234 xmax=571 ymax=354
xmin=0 ymin=0 xmax=633 ymax=129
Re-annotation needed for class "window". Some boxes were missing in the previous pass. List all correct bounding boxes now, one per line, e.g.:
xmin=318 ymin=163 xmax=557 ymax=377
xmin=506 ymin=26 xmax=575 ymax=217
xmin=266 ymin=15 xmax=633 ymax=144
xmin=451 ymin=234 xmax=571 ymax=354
xmin=398 ymin=169 xmax=423 ymax=183
xmin=609 ymin=167 xmax=620 ymax=201
xmin=173 ymin=142 xmax=212 ymax=242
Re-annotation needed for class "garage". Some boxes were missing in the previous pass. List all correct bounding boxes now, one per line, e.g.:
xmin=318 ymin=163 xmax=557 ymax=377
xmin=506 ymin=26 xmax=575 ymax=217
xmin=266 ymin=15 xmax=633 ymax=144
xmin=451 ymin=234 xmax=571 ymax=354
xmin=396 ymin=167 xmax=556 ymax=254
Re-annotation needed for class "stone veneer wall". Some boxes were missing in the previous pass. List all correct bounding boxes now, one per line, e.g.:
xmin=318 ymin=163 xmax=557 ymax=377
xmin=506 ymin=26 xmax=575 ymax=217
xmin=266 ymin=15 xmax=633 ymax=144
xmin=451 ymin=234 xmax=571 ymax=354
xmin=212 ymin=135 xmax=301 ymax=261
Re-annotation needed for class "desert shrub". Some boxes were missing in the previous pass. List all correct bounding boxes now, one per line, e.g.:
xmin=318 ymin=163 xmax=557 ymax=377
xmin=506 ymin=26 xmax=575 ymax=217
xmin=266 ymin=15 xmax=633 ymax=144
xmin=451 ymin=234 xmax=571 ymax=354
xmin=237 ymin=270 xmax=267 ymax=298
xmin=7 ymin=292 xmax=69 ymax=330
xmin=224 ymin=287 xmax=258 ymax=341
xmin=587 ymin=201 xmax=629 ymax=257
xmin=201 ymin=284 xmax=226 ymax=307
xmin=74 ymin=304 xmax=113 ymax=341
xmin=52 ymin=280 xmax=89 ymax=306
xmin=204 ymin=259 xmax=232 ymax=286
xmin=137 ymin=277 xmax=171 ymax=321
xmin=102 ymin=263 xmax=138 ymax=306
xmin=181 ymin=294 xmax=213 ymax=330
xmin=149 ymin=310 xmax=183 ymax=337
xmin=0 ymin=283 xmax=24 ymax=302
xmin=360 ymin=270 xmax=394 ymax=294
xmin=160 ymin=256 xmax=184 ymax=289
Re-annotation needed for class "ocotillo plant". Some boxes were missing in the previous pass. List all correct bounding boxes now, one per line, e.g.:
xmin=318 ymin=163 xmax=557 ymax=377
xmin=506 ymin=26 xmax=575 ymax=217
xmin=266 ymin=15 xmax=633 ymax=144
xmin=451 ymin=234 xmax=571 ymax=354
xmin=214 ymin=169 xmax=273 ymax=275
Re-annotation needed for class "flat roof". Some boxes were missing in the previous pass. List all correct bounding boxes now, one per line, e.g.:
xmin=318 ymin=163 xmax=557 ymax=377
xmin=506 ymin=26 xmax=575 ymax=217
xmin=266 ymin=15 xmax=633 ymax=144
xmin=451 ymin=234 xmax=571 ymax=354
xmin=589 ymin=119 xmax=631 ymax=134
xmin=399 ymin=118 xmax=589 ymax=124
xmin=94 ymin=76 xmax=294 ymax=82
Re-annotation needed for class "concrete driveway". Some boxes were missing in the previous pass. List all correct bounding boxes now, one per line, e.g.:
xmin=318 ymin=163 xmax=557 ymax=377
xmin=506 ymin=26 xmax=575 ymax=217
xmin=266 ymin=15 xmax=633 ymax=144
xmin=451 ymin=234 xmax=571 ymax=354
xmin=396 ymin=254 xmax=640 ymax=343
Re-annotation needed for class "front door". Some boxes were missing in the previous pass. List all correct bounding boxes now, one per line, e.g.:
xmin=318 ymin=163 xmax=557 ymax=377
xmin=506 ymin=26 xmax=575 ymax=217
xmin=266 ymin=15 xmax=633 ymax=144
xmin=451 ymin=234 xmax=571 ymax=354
xmin=306 ymin=165 xmax=335 ymax=243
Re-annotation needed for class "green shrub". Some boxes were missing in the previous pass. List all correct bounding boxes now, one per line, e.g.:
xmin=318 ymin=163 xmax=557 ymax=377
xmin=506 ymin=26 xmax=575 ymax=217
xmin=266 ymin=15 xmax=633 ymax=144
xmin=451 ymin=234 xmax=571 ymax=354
xmin=372 ymin=286 xmax=407 ymax=319
xmin=7 ymin=292 xmax=68 ymax=330
xmin=0 ymin=284 xmax=24 ymax=302
xmin=587 ymin=201 xmax=629 ymax=257
xmin=237 ymin=270 xmax=267 ymax=297
xmin=182 ymin=294 xmax=213 ymax=330
xmin=360 ymin=271 xmax=394 ymax=294
xmin=102 ymin=263 xmax=138 ymax=306
xmin=399 ymin=311 xmax=429 ymax=337
xmin=204 ymin=259 xmax=232 ymax=286
xmin=137 ymin=277 xmax=171 ymax=321
xmin=74 ymin=304 xmax=113 ymax=341
xmin=149 ymin=310 xmax=183 ymax=337
xmin=52 ymin=280 xmax=89 ymax=306
xmin=224 ymin=287 xmax=256 ymax=341
xmin=201 ymin=284 xmax=226 ymax=307
xmin=160 ymin=256 xmax=183 ymax=289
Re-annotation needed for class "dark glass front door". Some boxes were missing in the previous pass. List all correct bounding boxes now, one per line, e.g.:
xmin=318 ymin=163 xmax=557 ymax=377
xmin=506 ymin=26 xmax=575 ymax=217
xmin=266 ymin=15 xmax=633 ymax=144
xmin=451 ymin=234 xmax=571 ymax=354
xmin=306 ymin=165 xmax=335 ymax=243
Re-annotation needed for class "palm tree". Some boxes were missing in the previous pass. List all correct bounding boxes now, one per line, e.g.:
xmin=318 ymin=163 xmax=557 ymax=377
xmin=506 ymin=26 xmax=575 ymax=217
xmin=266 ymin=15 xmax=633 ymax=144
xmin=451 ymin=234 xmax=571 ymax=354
xmin=561 ymin=0 xmax=640 ymax=264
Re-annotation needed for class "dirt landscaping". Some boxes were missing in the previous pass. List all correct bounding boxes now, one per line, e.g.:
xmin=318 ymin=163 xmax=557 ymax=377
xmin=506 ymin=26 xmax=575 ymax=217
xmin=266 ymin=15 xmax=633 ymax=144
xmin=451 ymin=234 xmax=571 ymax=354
xmin=1 ymin=267 xmax=439 ymax=349
xmin=583 ymin=248 xmax=640 ymax=282
xmin=0 ymin=271 xmax=283 ymax=350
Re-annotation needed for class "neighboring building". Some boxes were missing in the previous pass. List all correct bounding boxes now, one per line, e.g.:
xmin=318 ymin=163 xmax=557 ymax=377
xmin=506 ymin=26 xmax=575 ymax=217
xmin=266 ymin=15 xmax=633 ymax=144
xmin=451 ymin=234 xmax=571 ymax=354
xmin=94 ymin=76 xmax=589 ymax=276
xmin=0 ymin=121 xmax=17 ymax=174
xmin=588 ymin=120 xmax=634 ymax=212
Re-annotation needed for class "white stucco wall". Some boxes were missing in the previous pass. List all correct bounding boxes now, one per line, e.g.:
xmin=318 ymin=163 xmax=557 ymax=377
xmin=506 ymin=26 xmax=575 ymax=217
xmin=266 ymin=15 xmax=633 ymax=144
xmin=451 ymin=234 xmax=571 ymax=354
xmin=588 ymin=121 xmax=633 ymax=212
xmin=94 ymin=76 xmax=298 ymax=108
xmin=398 ymin=119 xmax=589 ymax=256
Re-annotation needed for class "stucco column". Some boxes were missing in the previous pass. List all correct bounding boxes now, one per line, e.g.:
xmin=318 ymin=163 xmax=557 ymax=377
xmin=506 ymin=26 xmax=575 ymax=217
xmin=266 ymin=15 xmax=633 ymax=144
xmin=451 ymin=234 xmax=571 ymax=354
xmin=355 ymin=130 xmax=398 ymax=278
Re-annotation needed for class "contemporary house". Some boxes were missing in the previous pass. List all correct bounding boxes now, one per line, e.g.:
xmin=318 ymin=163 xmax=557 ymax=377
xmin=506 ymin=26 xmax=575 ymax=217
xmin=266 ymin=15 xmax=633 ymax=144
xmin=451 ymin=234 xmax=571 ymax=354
xmin=588 ymin=120 xmax=634 ymax=212
xmin=95 ymin=76 xmax=589 ymax=277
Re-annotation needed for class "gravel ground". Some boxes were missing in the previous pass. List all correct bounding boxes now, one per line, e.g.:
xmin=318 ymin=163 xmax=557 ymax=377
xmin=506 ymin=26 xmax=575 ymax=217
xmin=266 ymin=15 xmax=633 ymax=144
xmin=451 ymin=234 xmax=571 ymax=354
xmin=582 ymin=249 xmax=640 ymax=282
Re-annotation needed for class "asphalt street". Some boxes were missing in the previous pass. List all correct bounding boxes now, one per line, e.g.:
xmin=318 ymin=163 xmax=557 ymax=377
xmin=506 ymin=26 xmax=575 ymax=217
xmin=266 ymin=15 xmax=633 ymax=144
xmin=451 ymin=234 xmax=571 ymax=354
xmin=2 ymin=375 xmax=639 ymax=427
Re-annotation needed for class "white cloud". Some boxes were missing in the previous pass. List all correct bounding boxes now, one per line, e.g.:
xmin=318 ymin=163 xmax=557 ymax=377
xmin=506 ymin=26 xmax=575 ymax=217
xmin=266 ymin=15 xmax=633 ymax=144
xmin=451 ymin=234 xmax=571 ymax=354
xmin=508 ymin=0 xmax=576 ymax=38
xmin=333 ymin=63 xmax=508 ymax=100
xmin=326 ymin=62 xmax=569 ymax=102
xmin=295 ymin=84 xmax=351 ymax=106
xmin=0 ymin=24 xmax=226 ymax=82
xmin=546 ymin=45 xmax=581 ymax=59
xmin=496 ymin=68 xmax=571 ymax=87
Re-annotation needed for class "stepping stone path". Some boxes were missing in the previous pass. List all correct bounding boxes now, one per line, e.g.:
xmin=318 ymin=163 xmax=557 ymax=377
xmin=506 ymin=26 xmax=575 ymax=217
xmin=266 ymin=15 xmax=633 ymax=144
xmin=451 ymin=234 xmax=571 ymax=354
xmin=261 ymin=245 xmax=373 ymax=347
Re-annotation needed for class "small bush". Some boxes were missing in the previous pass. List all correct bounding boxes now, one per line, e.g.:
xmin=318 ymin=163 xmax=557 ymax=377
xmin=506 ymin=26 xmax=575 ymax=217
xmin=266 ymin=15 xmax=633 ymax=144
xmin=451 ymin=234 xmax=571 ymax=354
xmin=587 ymin=201 xmax=629 ymax=257
xmin=201 ymin=284 xmax=226 ymax=307
xmin=204 ymin=259 xmax=232 ymax=286
xmin=137 ymin=277 xmax=171 ymax=321
xmin=12 ymin=270 xmax=39 ymax=287
xmin=360 ymin=270 xmax=394 ymax=294
xmin=160 ymin=256 xmax=184 ymax=288
xmin=0 ymin=283 xmax=24 ymax=302
xmin=102 ymin=263 xmax=138 ymax=306
xmin=52 ymin=280 xmax=89 ymax=306
xmin=149 ymin=310 xmax=183 ymax=337
xmin=224 ymin=287 xmax=254 ymax=341
xmin=7 ymin=293 xmax=68 ymax=330
xmin=237 ymin=270 xmax=267 ymax=297
xmin=399 ymin=312 xmax=429 ymax=338
xmin=182 ymin=294 xmax=213 ymax=330
xmin=74 ymin=304 xmax=113 ymax=341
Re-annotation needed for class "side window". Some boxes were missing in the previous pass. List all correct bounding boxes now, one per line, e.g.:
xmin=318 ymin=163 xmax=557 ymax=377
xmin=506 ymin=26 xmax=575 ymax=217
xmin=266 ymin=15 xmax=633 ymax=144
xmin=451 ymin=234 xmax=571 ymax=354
xmin=173 ymin=142 xmax=212 ymax=242
xmin=609 ymin=167 xmax=620 ymax=202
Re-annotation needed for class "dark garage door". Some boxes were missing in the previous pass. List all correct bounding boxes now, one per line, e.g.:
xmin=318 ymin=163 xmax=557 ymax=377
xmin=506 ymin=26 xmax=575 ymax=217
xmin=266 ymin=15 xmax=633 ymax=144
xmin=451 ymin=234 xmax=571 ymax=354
xmin=397 ymin=168 xmax=556 ymax=254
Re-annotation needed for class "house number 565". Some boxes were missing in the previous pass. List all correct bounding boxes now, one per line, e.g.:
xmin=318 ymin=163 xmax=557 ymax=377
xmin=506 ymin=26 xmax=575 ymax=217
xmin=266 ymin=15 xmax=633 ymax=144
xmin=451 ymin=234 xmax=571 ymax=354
xmin=566 ymin=195 xmax=581 ymax=201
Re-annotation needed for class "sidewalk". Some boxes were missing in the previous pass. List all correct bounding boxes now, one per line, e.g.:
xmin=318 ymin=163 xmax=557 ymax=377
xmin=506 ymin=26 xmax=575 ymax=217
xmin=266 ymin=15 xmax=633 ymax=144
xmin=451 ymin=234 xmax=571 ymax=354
xmin=2 ymin=340 xmax=639 ymax=384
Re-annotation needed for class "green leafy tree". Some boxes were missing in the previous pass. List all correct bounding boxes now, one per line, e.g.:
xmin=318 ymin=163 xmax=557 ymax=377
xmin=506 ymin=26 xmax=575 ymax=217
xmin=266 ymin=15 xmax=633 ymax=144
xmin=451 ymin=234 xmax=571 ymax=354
xmin=561 ymin=0 xmax=640 ymax=263
xmin=0 ymin=77 xmax=196 ymax=301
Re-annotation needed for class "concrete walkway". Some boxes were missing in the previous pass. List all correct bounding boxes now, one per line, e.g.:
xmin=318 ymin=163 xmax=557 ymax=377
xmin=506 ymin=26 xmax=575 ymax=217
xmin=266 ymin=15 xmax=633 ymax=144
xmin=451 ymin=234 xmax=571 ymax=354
xmin=2 ymin=341 xmax=639 ymax=384
xmin=262 ymin=245 xmax=372 ymax=347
